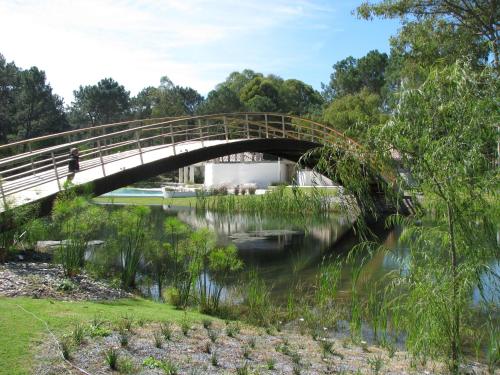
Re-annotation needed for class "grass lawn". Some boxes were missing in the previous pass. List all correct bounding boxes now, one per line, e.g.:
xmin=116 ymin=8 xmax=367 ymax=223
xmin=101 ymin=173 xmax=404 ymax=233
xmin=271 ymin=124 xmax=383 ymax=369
xmin=0 ymin=297 xmax=209 ymax=375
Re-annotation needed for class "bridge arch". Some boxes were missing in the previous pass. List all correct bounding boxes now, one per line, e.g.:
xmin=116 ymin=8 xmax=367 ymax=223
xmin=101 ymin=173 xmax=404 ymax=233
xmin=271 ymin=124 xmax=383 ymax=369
xmin=0 ymin=113 xmax=364 ymax=212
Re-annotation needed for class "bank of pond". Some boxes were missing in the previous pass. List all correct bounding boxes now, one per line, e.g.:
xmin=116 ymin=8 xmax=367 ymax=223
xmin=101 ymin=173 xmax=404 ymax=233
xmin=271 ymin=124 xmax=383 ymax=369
xmin=0 ymin=189 xmax=498 ymax=374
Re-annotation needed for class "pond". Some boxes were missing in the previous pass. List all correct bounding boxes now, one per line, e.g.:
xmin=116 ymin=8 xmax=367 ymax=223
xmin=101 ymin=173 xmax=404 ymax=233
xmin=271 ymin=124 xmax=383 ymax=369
xmin=92 ymin=203 xmax=499 ymax=309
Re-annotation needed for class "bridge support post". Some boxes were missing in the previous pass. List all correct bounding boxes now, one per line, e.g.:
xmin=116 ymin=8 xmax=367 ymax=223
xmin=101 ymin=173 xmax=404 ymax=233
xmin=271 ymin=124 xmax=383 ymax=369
xmin=135 ymin=131 xmax=144 ymax=165
xmin=0 ymin=175 xmax=7 ymax=208
xmin=97 ymin=140 xmax=106 ymax=176
xmin=28 ymin=143 xmax=35 ymax=175
xmin=223 ymin=116 xmax=228 ymax=142
xmin=281 ymin=116 xmax=286 ymax=138
xmin=169 ymin=124 xmax=176 ymax=155
xmin=264 ymin=114 xmax=269 ymax=138
xmin=199 ymin=119 xmax=204 ymax=147
xmin=50 ymin=152 xmax=61 ymax=191
xmin=245 ymin=114 xmax=250 ymax=139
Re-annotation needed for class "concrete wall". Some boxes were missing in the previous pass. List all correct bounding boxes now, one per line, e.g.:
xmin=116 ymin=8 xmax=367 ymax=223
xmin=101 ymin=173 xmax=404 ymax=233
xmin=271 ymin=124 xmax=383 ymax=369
xmin=296 ymin=170 xmax=335 ymax=186
xmin=204 ymin=162 xmax=288 ymax=188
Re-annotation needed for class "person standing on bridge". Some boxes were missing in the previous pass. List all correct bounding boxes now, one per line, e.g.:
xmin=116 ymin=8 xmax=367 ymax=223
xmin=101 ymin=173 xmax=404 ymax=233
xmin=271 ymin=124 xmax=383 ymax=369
xmin=66 ymin=148 xmax=80 ymax=183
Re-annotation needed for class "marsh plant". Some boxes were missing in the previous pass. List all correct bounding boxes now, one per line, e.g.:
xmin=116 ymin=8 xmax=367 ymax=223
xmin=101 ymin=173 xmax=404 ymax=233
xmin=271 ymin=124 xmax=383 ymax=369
xmin=52 ymin=194 xmax=105 ymax=276
xmin=107 ymin=206 xmax=154 ymax=289
xmin=244 ymin=269 xmax=272 ymax=325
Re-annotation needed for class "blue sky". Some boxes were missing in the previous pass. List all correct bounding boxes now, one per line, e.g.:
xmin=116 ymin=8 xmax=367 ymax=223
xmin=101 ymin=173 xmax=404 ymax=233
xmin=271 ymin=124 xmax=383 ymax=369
xmin=0 ymin=0 xmax=401 ymax=103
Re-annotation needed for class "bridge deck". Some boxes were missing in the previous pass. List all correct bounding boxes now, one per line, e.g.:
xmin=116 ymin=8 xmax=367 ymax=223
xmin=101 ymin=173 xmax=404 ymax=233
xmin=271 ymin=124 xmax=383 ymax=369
xmin=1 ymin=140 xmax=231 ymax=211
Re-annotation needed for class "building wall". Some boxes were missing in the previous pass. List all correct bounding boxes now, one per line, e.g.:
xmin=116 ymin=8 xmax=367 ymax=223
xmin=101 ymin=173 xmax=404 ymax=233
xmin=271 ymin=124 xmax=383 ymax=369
xmin=204 ymin=162 xmax=289 ymax=188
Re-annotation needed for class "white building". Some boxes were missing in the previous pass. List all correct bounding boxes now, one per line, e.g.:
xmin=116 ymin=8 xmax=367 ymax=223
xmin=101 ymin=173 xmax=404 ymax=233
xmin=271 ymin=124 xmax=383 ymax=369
xmin=178 ymin=152 xmax=334 ymax=189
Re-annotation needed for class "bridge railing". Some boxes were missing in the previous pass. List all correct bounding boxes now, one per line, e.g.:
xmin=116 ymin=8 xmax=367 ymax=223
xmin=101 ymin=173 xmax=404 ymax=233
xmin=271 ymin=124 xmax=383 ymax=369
xmin=0 ymin=113 xmax=359 ymax=207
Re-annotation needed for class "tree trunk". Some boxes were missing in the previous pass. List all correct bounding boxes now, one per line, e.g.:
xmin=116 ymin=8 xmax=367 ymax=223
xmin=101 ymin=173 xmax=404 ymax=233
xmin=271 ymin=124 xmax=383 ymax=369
xmin=447 ymin=203 xmax=460 ymax=374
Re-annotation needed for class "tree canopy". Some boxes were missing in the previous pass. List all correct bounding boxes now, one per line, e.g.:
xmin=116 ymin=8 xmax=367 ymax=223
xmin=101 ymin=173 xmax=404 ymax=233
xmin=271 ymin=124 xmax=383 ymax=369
xmin=72 ymin=78 xmax=130 ymax=126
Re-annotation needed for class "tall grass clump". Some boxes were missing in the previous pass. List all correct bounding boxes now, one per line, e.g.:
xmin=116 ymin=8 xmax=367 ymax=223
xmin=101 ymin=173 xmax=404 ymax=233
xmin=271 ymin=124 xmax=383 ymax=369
xmin=244 ymin=269 xmax=272 ymax=325
xmin=0 ymin=202 xmax=46 ymax=262
xmin=107 ymin=205 xmax=153 ymax=289
xmin=195 ymin=185 xmax=336 ymax=216
xmin=52 ymin=192 xmax=105 ymax=276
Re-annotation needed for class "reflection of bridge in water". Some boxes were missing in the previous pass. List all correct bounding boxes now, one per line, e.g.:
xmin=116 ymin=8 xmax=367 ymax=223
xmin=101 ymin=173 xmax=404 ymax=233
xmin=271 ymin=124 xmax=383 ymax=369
xmin=0 ymin=113 xmax=363 ymax=213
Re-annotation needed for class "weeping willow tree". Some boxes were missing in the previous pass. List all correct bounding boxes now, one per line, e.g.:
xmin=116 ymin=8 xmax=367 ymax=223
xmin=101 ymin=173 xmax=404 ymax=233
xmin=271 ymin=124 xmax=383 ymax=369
xmin=303 ymin=61 xmax=499 ymax=372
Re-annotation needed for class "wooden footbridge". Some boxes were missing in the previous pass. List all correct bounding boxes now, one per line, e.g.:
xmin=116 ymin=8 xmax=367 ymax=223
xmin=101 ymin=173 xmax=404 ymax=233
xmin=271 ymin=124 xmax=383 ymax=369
xmin=0 ymin=113 xmax=366 ymax=213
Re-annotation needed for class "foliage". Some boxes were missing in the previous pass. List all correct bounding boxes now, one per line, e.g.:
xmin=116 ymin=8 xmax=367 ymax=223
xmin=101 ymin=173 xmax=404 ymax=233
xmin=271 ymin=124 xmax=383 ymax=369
xmin=244 ymin=269 xmax=272 ymax=325
xmin=356 ymin=0 xmax=500 ymax=69
xmin=52 ymin=194 xmax=105 ymax=276
xmin=72 ymin=77 xmax=130 ymax=126
xmin=151 ymin=76 xmax=203 ymax=117
xmin=107 ymin=205 xmax=154 ymax=289
xmin=0 ymin=202 xmax=45 ymax=257
xmin=0 ymin=54 xmax=68 ymax=145
xmin=323 ymin=88 xmax=387 ymax=140
xmin=322 ymin=50 xmax=388 ymax=101
xmin=378 ymin=62 xmax=498 ymax=372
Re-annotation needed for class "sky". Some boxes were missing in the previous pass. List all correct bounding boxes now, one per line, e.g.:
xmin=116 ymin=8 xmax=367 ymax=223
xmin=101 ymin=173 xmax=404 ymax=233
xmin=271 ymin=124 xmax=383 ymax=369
xmin=0 ymin=0 xmax=401 ymax=104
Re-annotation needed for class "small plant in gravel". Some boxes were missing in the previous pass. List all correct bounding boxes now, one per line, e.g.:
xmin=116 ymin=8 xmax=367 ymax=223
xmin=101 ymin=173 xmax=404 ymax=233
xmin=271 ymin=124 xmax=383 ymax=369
xmin=161 ymin=360 xmax=178 ymax=375
xmin=120 ymin=315 xmax=134 ymax=331
xmin=153 ymin=330 xmax=163 ymax=348
xmin=57 ymin=278 xmax=76 ymax=292
xmin=265 ymin=326 xmax=275 ymax=335
xmin=204 ymin=342 xmax=212 ymax=354
xmin=137 ymin=318 xmax=146 ymax=327
xmin=91 ymin=314 xmax=106 ymax=329
xmin=202 ymin=319 xmax=212 ymax=330
xmin=143 ymin=356 xmax=178 ymax=374
xmin=72 ymin=323 xmax=85 ymax=346
xmin=293 ymin=365 xmax=301 ymax=375
xmin=208 ymin=329 xmax=218 ymax=343
xmin=291 ymin=351 xmax=301 ymax=366
xmin=160 ymin=322 xmax=173 ymax=340
xmin=266 ymin=357 xmax=276 ymax=370
xmin=181 ymin=318 xmax=191 ymax=336
xmin=367 ymin=355 xmax=384 ymax=375
xmin=210 ymin=352 xmax=218 ymax=367
xmin=236 ymin=362 xmax=250 ymax=375
xmin=242 ymin=345 xmax=251 ymax=359
xmin=60 ymin=337 xmax=72 ymax=360
xmin=89 ymin=325 xmax=111 ymax=337
xmin=275 ymin=342 xmax=292 ymax=356
xmin=105 ymin=348 xmax=119 ymax=370
xmin=361 ymin=340 xmax=369 ymax=353
xmin=319 ymin=339 xmax=334 ymax=357
xmin=118 ymin=356 xmax=135 ymax=374
xmin=248 ymin=337 xmax=256 ymax=349
xmin=226 ymin=322 xmax=240 ymax=338
xmin=119 ymin=330 xmax=129 ymax=347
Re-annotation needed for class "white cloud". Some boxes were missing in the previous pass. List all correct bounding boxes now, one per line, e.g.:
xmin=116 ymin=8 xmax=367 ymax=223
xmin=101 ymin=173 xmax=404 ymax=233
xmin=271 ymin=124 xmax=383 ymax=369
xmin=0 ymin=0 xmax=337 ymax=102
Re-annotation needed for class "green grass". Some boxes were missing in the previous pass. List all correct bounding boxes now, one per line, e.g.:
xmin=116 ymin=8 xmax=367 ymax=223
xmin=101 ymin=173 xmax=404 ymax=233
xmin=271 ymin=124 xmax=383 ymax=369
xmin=0 ymin=297 xmax=208 ymax=375
xmin=92 ymin=186 xmax=340 ymax=208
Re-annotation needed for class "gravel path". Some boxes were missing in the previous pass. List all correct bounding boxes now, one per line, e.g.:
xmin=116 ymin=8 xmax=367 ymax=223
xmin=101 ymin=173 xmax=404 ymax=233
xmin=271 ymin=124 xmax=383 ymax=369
xmin=0 ymin=262 xmax=131 ymax=301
